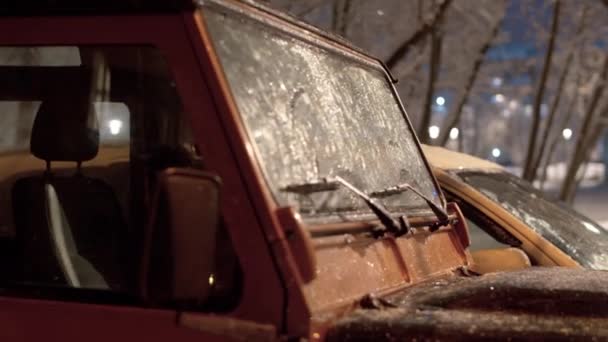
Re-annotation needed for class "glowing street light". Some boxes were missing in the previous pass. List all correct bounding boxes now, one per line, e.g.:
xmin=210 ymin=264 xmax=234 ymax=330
xmin=493 ymin=94 xmax=505 ymax=103
xmin=449 ymin=127 xmax=459 ymax=140
xmin=491 ymin=148 xmax=501 ymax=158
xmin=108 ymin=119 xmax=123 ymax=135
xmin=562 ymin=128 xmax=573 ymax=140
xmin=492 ymin=77 xmax=503 ymax=87
xmin=428 ymin=125 xmax=440 ymax=139
xmin=435 ymin=96 xmax=446 ymax=106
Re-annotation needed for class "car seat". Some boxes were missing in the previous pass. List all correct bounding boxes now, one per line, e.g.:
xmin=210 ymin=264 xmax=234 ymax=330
xmin=11 ymin=96 xmax=128 ymax=291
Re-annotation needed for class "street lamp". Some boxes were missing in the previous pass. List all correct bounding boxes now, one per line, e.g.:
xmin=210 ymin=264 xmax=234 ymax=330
xmin=449 ymin=127 xmax=459 ymax=140
xmin=492 ymin=77 xmax=503 ymax=87
xmin=562 ymin=128 xmax=573 ymax=140
xmin=429 ymin=125 xmax=440 ymax=140
xmin=492 ymin=148 xmax=501 ymax=158
xmin=436 ymin=96 xmax=445 ymax=106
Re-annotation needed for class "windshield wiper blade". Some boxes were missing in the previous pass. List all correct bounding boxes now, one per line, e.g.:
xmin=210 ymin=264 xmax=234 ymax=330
xmin=370 ymin=183 xmax=449 ymax=228
xmin=280 ymin=179 xmax=339 ymax=194
xmin=281 ymin=176 xmax=403 ymax=235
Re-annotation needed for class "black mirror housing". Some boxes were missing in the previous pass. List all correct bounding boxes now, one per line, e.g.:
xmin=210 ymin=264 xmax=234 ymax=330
xmin=140 ymin=167 xmax=221 ymax=307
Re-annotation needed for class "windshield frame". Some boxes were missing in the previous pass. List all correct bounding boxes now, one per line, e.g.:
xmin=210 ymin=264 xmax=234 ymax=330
xmin=198 ymin=0 xmax=446 ymax=224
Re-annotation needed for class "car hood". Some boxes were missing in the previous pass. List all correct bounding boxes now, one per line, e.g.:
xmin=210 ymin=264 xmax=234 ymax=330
xmin=327 ymin=267 xmax=608 ymax=340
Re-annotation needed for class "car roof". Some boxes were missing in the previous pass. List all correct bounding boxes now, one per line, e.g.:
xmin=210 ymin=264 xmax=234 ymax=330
xmin=421 ymin=144 xmax=504 ymax=172
xmin=0 ymin=0 xmax=383 ymax=75
xmin=0 ymin=0 xmax=195 ymax=16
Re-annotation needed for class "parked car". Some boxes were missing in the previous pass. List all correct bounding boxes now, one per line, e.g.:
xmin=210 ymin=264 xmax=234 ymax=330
xmin=422 ymin=144 xmax=608 ymax=271
xmin=1 ymin=1 xmax=608 ymax=341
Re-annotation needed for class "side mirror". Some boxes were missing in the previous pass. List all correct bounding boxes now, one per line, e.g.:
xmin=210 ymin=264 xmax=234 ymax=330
xmin=140 ymin=167 xmax=221 ymax=306
xmin=470 ymin=247 xmax=531 ymax=274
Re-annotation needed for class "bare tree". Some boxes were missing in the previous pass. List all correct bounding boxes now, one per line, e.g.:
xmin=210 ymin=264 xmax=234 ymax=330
xmin=560 ymin=54 xmax=608 ymax=202
xmin=529 ymin=6 xmax=588 ymax=182
xmin=437 ymin=3 xmax=505 ymax=146
xmin=522 ymin=0 xmax=561 ymax=181
xmin=539 ymin=86 xmax=579 ymax=190
xmin=332 ymin=0 xmax=351 ymax=37
xmin=385 ymin=0 xmax=453 ymax=69
xmin=418 ymin=31 xmax=443 ymax=142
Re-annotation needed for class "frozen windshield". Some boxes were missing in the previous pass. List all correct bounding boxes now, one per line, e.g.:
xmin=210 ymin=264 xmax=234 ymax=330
xmin=457 ymin=171 xmax=608 ymax=270
xmin=203 ymin=6 xmax=441 ymax=221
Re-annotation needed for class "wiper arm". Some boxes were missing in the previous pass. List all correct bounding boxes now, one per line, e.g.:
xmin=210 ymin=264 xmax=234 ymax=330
xmin=370 ymin=183 xmax=449 ymax=228
xmin=281 ymin=176 xmax=403 ymax=235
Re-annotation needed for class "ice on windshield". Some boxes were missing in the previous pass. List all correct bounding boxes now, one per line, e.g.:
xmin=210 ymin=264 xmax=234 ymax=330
xmin=458 ymin=171 xmax=608 ymax=270
xmin=203 ymin=7 xmax=441 ymax=221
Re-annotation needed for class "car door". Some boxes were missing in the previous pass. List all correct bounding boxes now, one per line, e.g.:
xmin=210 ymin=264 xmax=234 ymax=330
xmin=0 ymin=9 xmax=249 ymax=341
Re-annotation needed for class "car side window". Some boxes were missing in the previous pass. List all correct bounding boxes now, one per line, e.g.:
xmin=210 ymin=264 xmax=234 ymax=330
xmin=465 ymin=217 xmax=511 ymax=252
xmin=443 ymin=191 xmax=521 ymax=252
xmin=0 ymin=46 xmax=241 ymax=310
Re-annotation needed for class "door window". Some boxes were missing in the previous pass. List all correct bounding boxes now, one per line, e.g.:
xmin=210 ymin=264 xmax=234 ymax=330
xmin=0 ymin=46 xmax=240 ymax=310
xmin=443 ymin=192 xmax=521 ymax=252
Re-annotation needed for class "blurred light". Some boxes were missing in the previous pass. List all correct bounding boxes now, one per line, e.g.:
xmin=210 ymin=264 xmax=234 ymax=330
xmin=108 ymin=119 xmax=123 ymax=135
xmin=493 ymin=94 xmax=505 ymax=103
xmin=502 ymin=109 xmax=511 ymax=118
xmin=376 ymin=9 xmax=385 ymax=16
xmin=492 ymin=77 xmax=503 ymax=87
xmin=562 ymin=128 xmax=573 ymax=140
xmin=509 ymin=100 xmax=519 ymax=110
xmin=524 ymin=105 xmax=533 ymax=116
xmin=209 ymin=274 xmax=215 ymax=286
xmin=491 ymin=148 xmax=501 ymax=158
xmin=449 ymin=127 xmax=459 ymax=140
xmin=436 ymin=96 xmax=446 ymax=106
xmin=541 ymin=103 xmax=548 ymax=117
xmin=429 ymin=125 xmax=440 ymax=139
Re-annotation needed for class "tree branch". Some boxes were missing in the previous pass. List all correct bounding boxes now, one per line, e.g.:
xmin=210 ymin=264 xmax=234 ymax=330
xmin=559 ymin=54 xmax=608 ymax=201
xmin=539 ymin=87 xmax=578 ymax=190
xmin=332 ymin=0 xmax=351 ymax=37
xmin=418 ymin=31 xmax=443 ymax=143
xmin=529 ymin=5 xmax=587 ymax=181
xmin=437 ymin=3 xmax=505 ymax=146
xmin=385 ymin=0 xmax=453 ymax=69
xmin=289 ymin=0 xmax=326 ymax=17
xmin=522 ymin=0 xmax=561 ymax=181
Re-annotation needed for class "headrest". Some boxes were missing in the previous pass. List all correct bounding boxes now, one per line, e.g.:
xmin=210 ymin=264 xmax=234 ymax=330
xmin=30 ymin=97 xmax=99 ymax=162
